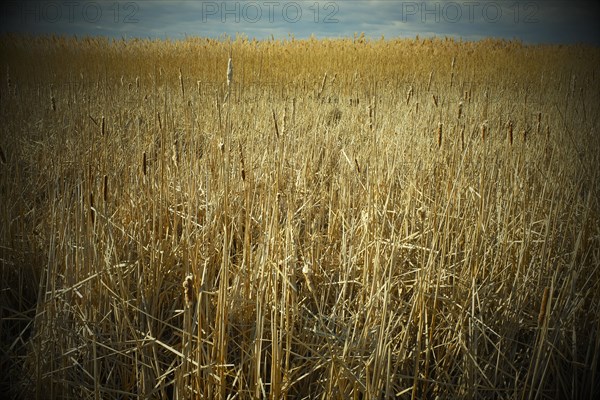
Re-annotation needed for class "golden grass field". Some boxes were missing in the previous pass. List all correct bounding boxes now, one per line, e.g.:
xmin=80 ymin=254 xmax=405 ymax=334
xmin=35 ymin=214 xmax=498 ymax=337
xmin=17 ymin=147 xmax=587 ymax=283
xmin=1 ymin=35 xmax=599 ymax=399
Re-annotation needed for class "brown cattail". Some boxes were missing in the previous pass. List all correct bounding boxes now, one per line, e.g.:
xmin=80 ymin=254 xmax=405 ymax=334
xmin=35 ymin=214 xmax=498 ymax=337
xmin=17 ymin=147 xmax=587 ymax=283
xmin=437 ymin=122 xmax=443 ymax=148
xmin=354 ymin=157 xmax=360 ymax=173
xmin=103 ymin=175 xmax=108 ymax=203
xmin=302 ymin=263 xmax=315 ymax=296
xmin=317 ymin=72 xmax=327 ymax=99
xmin=179 ymin=68 xmax=185 ymax=96
xmin=367 ymin=103 xmax=374 ymax=130
xmin=432 ymin=94 xmax=438 ymax=107
xmin=238 ymin=141 xmax=246 ymax=182
xmin=101 ymin=116 xmax=105 ymax=136
xmin=272 ymin=109 xmax=280 ymax=137
xmin=0 ymin=145 xmax=6 ymax=164
xmin=89 ymin=192 xmax=95 ymax=225
xmin=182 ymin=274 xmax=194 ymax=308
xmin=282 ymin=107 xmax=287 ymax=136
xmin=538 ymin=287 xmax=550 ymax=326
xmin=507 ymin=120 xmax=513 ymax=145
xmin=426 ymin=70 xmax=433 ymax=92
xmin=457 ymin=101 xmax=463 ymax=119
xmin=417 ymin=206 xmax=427 ymax=221
xmin=50 ymin=84 xmax=56 ymax=111
xmin=142 ymin=152 xmax=147 ymax=175
xmin=157 ymin=112 xmax=162 ymax=130
xmin=483 ymin=89 xmax=488 ymax=119
xmin=450 ymin=57 xmax=456 ymax=87
xmin=481 ymin=121 xmax=487 ymax=142
xmin=536 ymin=112 xmax=542 ymax=136
xmin=460 ymin=126 xmax=465 ymax=150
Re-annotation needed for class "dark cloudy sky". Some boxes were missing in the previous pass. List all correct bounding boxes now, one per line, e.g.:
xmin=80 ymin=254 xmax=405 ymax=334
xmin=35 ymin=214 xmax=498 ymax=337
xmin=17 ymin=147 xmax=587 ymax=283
xmin=1 ymin=1 xmax=599 ymax=45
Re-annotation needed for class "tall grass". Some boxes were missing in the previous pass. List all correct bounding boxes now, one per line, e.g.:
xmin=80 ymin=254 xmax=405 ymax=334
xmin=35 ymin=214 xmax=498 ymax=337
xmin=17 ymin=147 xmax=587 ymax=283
xmin=1 ymin=34 xmax=599 ymax=399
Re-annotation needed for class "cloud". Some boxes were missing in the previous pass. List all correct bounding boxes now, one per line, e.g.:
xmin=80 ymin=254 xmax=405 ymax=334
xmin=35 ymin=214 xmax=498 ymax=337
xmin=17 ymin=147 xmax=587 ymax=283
xmin=0 ymin=0 xmax=598 ymax=45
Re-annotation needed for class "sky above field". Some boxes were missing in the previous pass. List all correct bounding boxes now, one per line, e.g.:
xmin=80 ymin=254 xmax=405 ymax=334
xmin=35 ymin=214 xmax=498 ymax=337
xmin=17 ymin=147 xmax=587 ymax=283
xmin=1 ymin=0 xmax=599 ymax=45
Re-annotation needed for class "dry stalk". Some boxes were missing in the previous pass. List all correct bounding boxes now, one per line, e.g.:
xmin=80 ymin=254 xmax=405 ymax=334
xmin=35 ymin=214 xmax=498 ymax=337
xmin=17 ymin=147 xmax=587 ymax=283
xmin=538 ymin=287 xmax=550 ymax=327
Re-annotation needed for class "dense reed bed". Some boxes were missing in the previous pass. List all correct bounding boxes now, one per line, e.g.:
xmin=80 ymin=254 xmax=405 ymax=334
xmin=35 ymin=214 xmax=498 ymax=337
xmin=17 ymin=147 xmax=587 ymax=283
xmin=1 ymin=35 xmax=599 ymax=399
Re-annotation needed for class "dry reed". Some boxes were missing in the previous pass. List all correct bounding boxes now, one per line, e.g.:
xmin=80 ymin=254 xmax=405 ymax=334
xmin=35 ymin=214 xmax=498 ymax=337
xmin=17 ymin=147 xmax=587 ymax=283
xmin=1 ymin=35 xmax=598 ymax=400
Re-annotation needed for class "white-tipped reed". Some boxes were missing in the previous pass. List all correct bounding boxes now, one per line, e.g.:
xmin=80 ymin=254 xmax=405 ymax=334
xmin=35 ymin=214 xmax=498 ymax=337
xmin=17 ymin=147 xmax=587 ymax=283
xmin=227 ymin=57 xmax=233 ymax=87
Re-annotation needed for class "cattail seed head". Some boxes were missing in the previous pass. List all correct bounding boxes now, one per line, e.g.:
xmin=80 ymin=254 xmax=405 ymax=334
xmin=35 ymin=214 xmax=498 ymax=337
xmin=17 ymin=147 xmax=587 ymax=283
xmin=50 ymin=84 xmax=56 ymax=111
xmin=406 ymin=86 xmax=413 ymax=105
xmin=437 ymin=122 xmax=443 ymax=148
xmin=89 ymin=192 xmax=95 ymax=225
xmin=272 ymin=109 xmax=280 ymax=137
xmin=227 ymin=57 xmax=233 ymax=87
xmin=282 ymin=107 xmax=287 ymax=135
xmin=318 ymin=72 xmax=327 ymax=98
xmin=481 ymin=121 xmax=487 ymax=142
xmin=103 ymin=175 xmax=108 ymax=203
xmin=426 ymin=70 xmax=433 ymax=92
xmin=238 ymin=141 xmax=246 ymax=182
xmin=508 ymin=120 xmax=513 ymax=145
xmin=458 ymin=101 xmax=463 ymax=119
xmin=417 ymin=206 xmax=427 ymax=221
xmin=183 ymin=274 xmax=194 ymax=308
xmin=302 ymin=263 xmax=315 ymax=295
xmin=179 ymin=68 xmax=184 ymax=96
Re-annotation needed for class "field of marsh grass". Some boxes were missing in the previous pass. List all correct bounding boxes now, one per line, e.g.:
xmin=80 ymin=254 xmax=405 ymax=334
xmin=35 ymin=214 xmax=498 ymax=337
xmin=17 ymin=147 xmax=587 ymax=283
xmin=1 ymin=34 xmax=599 ymax=399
